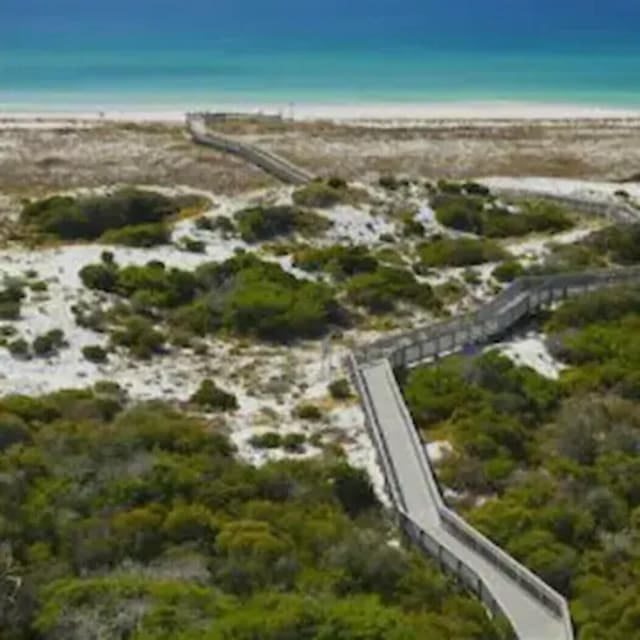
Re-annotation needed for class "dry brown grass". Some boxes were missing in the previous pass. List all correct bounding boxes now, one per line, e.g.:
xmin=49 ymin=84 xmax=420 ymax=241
xmin=1 ymin=118 xmax=639 ymax=199
xmin=0 ymin=122 xmax=274 ymax=197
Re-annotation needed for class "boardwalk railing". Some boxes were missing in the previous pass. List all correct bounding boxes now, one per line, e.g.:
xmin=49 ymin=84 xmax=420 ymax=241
xmin=348 ymin=266 xmax=640 ymax=639
xmin=186 ymin=114 xmax=313 ymax=185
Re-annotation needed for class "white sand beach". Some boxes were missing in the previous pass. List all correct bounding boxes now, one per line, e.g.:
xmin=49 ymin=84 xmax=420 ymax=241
xmin=2 ymin=100 xmax=640 ymax=128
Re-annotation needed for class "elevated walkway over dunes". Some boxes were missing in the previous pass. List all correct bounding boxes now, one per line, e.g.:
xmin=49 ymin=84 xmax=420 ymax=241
xmin=186 ymin=113 xmax=313 ymax=185
xmin=348 ymin=267 xmax=640 ymax=640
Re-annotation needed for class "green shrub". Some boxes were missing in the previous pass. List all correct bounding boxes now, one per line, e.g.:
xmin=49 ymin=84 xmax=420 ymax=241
xmin=0 ymin=280 xmax=25 ymax=320
xmin=79 ymin=253 xmax=341 ymax=344
xmin=100 ymin=223 xmax=171 ymax=247
xmin=249 ymin=431 xmax=282 ymax=449
xmin=33 ymin=329 xmax=67 ymax=357
xmin=79 ymin=263 xmax=119 ymax=292
xmin=235 ymin=205 xmax=331 ymax=242
xmin=295 ymin=403 xmax=323 ymax=421
xmin=585 ymin=223 xmax=640 ymax=265
xmin=282 ymin=432 xmax=306 ymax=453
xmin=378 ymin=175 xmax=400 ymax=191
xmin=292 ymin=181 xmax=347 ymax=208
xmin=190 ymin=379 xmax=238 ymax=412
xmin=293 ymin=245 xmax=378 ymax=280
xmin=21 ymin=188 xmax=180 ymax=240
xmin=346 ymin=267 xmax=438 ymax=314
xmin=7 ymin=337 xmax=29 ymax=358
xmin=418 ymin=237 xmax=508 ymax=267
xmin=493 ymin=260 xmax=525 ymax=283
xmin=111 ymin=316 xmax=166 ymax=359
xmin=435 ymin=196 xmax=573 ymax=238
xmin=179 ymin=237 xmax=206 ymax=253
xmin=329 ymin=378 xmax=352 ymax=400
xmin=82 ymin=345 xmax=109 ymax=363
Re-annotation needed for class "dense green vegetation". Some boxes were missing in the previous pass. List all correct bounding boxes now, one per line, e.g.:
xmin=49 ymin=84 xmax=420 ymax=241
xmin=0 ymin=386 xmax=508 ymax=640
xmin=292 ymin=177 xmax=361 ymax=208
xmin=402 ymin=286 xmax=640 ymax=639
xmin=434 ymin=194 xmax=574 ymax=238
xmin=418 ymin=237 xmax=509 ymax=268
xmin=20 ymin=189 xmax=206 ymax=244
xmin=0 ymin=280 xmax=25 ymax=320
xmin=527 ymin=223 xmax=640 ymax=276
xmin=79 ymin=252 xmax=341 ymax=349
xmin=293 ymin=245 xmax=439 ymax=314
xmin=234 ymin=205 xmax=332 ymax=242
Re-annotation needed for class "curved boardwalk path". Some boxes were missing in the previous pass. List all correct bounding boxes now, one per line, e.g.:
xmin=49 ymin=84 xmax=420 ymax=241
xmin=348 ymin=267 xmax=640 ymax=640
xmin=186 ymin=114 xmax=313 ymax=185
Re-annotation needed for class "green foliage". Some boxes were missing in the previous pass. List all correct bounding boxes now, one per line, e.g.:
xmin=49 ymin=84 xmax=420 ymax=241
xmin=7 ymin=337 xmax=29 ymax=359
xmin=82 ymin=344 xmax=109 ymax=363
xmin=292 ymin=180 xmax=350 ymax=208
xmin=434 ymin=196 xmax=573 ymax=238
xmin=32 ymin=329 xmax=67 ymax=357
xmin=418 ymin=237 xmax=509 ymax=268
xmin=0 ymin=388 xmax=506 ymax=640
xmin=100 ymin=222 xmax=171 ymax=247
xmin=190 ymin=379 xmax=238 ymax=412
xmin=492 ymin=259 xmax=525 ymax=283
xmin=293 ymin=245 xmax=379 ymax=280
xmin=79 ymin=253 xmax=342 ymax=345
xmin=295 ymin=403 xmax=323 ymax=421
xmin=346 ymin=267 xmax=439 ymax=314
xmin=0 ymin=280 xmax=26 ymax=320
xmin=408 ymin=287 xmax=640 ymax=637
xmin=249 ymin=431 xmax=283 ymax=449
xmin=21 ymin=189 xmax=181 ymax=241
xmin=329 ymin=378 xmax=352 ymax=400
xmin=585 ymin=223 xmax=640 ymax=265
xmin=111 ymin=316 xmax=166 ymax=359
xmin=546 ymin=286 xmax=640 ymax=332
xmin=234 ymin=205 xmax=331 ymax=242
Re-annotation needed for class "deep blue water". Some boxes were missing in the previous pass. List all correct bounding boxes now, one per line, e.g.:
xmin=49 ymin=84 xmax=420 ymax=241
xmin=1 ymin=0 xmax=640 ymax=110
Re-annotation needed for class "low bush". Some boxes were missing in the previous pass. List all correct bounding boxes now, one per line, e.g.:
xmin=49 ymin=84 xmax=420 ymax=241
xmin=435 ymin=196 xmax=573 ymax=238
xmin=293 ymin=180 xmax=347 ymax=208
xmin=346 ymin=266 xmax=439 ymax=314
xmin=493 ymin=260 xmax=525 ymax=283
xmin=329 ymin=378 xmax=352 ymax=400
xmin=82 ymin=345 xmax=109 ymax=363
xmin=190 ymin=379 xmax=238 ymax=412
xmin=101 ymin=223 xmax=171 ymax=247
xmin=179 ymin=237 xmax=207 ymax=253
xmin=295 ymin=403 xmax=323 ymax=421
xmin=0 ymin=280 xmax=25 ymax=320
xmin=249 ymin=431 xmax=282 ymax=449
xmin=293 ymin=245 xmax=378 ymax=280
xmin=33 ymin=329 xmax=67 ymax=357
xmin=7 ymin=338 xmax=29 ymax=359
xmin=235 ymin=205 xmax=331 ymax=242
xmin=21 ymin=188 xmax=181 ymax=241
xmin=282 ymin=432 xmax=306 ymax=453
xmin=80 ymin=253 xmax=342 ymax=344
xmin=585 ymin=223 xmax=640 ymax=265
xmin=418 ymin=237 xmax=509 ymax=268
xmin=111 ymin=316 xmax=166 ymax=359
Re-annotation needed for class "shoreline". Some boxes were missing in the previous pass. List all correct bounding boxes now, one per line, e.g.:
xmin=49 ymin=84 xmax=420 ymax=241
xmin=2 ymin=100 xmax=640 ymax=126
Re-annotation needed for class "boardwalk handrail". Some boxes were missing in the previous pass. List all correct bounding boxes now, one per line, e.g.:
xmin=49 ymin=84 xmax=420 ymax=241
xmin=186 ymin=114 xmax=313 ymax=185
xmin=350 ymin=265 xmax=640 ymax=639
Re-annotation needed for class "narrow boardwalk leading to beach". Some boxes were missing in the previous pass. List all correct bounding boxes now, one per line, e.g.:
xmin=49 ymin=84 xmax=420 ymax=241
xmin=350 ymin=267 xmax=640 ymax=640
xmin=186 ymin=114 xmax=313 ymax=185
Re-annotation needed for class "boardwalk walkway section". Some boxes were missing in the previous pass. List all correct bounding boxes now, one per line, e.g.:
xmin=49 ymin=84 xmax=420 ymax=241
xmin=186 ymin=114 xmax=313 ymax=185
xmin=348 ymin=266 xmax=640 ymax=640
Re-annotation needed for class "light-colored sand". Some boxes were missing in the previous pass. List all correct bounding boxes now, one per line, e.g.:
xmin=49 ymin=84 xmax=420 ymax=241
xmin=3 ymin=100 xmax=640 ymax=126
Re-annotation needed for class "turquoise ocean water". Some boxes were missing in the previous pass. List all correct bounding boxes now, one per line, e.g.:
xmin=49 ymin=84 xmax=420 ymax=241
xmin=1 ymin=0 xmax=640 ymax=111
